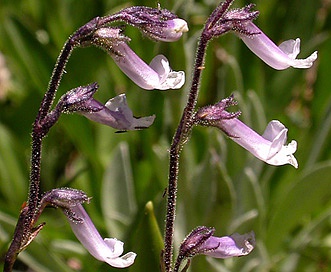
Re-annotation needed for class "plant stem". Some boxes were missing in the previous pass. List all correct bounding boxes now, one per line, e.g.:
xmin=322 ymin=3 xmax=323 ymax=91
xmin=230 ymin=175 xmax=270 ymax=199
xmin=3 ymin=37 xmax=76 ymax=272
xmin=163 ymin=35 xmax=209 ymax=272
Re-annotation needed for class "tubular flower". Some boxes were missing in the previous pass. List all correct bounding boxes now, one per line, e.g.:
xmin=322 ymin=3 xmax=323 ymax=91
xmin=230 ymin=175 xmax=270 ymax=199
xmin=178 ymin=226 xmax=255 ymax=261
xmin=200 ymin=232 xmax=255 ymax=259
xmin=109 ymin=6 xmax=188 ymax=42
xmin=111 ymin=42 xmax=185 ymax=90
xmin=237 ymin=21 xmax=317 ymax=70
xmin=61 ymin=83 xmax=155 ymax=131
xmin=196 ymin=97 xmax=298 ymax=168
xmin=80 ymin=93 xmax=155 ymax=131
xmin=63 ymin=203 xmax=136 ymax=268
xmin=92 ymin=28 xmax=185 ymax=90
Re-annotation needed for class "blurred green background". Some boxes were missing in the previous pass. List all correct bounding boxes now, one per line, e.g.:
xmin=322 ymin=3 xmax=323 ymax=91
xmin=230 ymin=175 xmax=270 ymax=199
xmin=0 ymin=0 xmax=331 ymax=271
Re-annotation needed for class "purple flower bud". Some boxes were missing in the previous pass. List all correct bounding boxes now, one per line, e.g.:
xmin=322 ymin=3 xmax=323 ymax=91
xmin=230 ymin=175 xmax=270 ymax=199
xmin=41 ymin=188 xmax=89 ymax=210
xmin=106 ymin=6 xmax=187 ymax=42
xmin=237 ymin=21 xmax=317 ymax=70
xmin=80 ymin=93 xmax=155 ymax=131
xmin=196 ymin=97 xmax=298 ymax=167
xmin=63 ymin=203 xmax=136 ymax=268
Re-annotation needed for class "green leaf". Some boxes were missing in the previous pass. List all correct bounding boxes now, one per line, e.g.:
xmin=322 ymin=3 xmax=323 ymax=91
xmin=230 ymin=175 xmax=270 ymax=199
xmin=101 ymin=142 xmax=137 ymax=238
xmin=0 ymin=123 xmax=27 ymax=206
xmin=128 ymin=201 xmax=164 ymax=272
xmin=266 ymin=162 xmax=331 ymax=253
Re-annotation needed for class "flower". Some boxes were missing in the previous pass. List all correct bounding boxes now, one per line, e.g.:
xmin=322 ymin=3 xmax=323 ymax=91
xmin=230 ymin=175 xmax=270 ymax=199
xmin=177 ymin=226 xmax=255 ymax=261
xmin=200 ymin=231 xmax=255 ymax=259
xmin=196 ymin=97 xmax=298 ymax=168
xmin=61 ymin=83 xmax=155 ymax=131
xmin=110 ymin=42 xmax=185 ymax=90
xmin=92 ymin=28 xmax=185 ymax=90
xmin=237 ymin=21 xmax=317 ymax=70
xmin=80 ymin=93 xmax=155 ymax=131
xmin=63 ymin=203 xmax=136 ymax=268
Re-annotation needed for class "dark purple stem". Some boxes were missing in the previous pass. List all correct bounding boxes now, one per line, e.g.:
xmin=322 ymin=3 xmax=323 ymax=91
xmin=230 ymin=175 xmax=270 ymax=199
xmin=3 ymin=31 xmax=78 ymax=272
xmin=163 ymin=1 xmax=235 ymax=270
xmin=163 ymin=35 xmax=209 ymax=272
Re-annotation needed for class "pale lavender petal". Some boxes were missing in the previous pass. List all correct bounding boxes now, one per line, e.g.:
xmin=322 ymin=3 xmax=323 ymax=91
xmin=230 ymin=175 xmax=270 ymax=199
xmin=238 ymin=21 xmax=317 ymax=70
xmin=65 ymin=204 xmax=136 ymax=268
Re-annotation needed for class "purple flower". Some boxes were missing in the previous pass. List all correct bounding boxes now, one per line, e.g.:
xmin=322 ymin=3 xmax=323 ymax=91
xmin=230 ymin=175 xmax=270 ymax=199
xmin=64 ymin=203 xmax=136 ymax=268
xmin=92 ymin=28 xmax=185 ymax=90
xmin=177 ymin=226 xmax=255 ymax=261
xmin=61 ymin=83 xmax=155 ymax=131
xmin=80 ymin=93 xmax=155 ymax=131
xmin=196 ymin=97 xmax=298 ymax=167
xmin=200 ymin=232 xmax=255 ymax=259
xmin=110 ymin=42 xmax=185 ymax=90
xmin=237 ymin=21 xmax=317 ymax=70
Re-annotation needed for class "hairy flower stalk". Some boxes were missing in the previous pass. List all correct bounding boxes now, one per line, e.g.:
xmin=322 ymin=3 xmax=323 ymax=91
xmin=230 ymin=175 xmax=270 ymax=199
xmin=4 ymin=5 xmax=186 ymax=271
xmin=164 ymin=1 xmax=259 ymax=271
xmin=195 ymin=96 xmax=298 ymax=167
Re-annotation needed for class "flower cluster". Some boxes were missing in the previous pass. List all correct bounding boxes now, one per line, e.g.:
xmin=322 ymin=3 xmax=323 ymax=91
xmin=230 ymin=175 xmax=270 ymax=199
xmin=59 ymin=1 xmax=316 ymax=269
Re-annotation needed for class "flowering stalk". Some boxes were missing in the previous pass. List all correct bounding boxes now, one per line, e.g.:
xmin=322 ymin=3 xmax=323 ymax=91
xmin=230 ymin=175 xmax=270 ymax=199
xmin=163 ymin=1 xmax=258 ymax=271
xmin=4 ymin=18 xmax=99 ymax=270
xmin=5 ymin=6 xmax=186 ymax=271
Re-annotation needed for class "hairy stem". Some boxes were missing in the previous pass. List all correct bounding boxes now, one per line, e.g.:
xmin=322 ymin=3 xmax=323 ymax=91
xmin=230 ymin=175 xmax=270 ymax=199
xmin=3 ymin=37 xmax=76 ymax=272
xmin=163 ymin=35 xmax=209 ymax=272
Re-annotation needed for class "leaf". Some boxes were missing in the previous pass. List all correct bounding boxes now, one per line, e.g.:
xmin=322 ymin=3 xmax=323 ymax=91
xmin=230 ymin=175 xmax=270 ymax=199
xmin=266 ymin=162 xmax=331 ymax=253
xmin=101 ymin=142 xmax=137 ymax=238
xmin=0 ymin=123 xmax=27 ymax=205
xmin=128 ymin=201 xmax=164 ymax=272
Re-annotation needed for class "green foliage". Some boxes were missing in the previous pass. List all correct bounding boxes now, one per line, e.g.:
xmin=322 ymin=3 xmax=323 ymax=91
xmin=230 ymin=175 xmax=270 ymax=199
xmin=0 ymin=0 xmax=330 ymax=271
